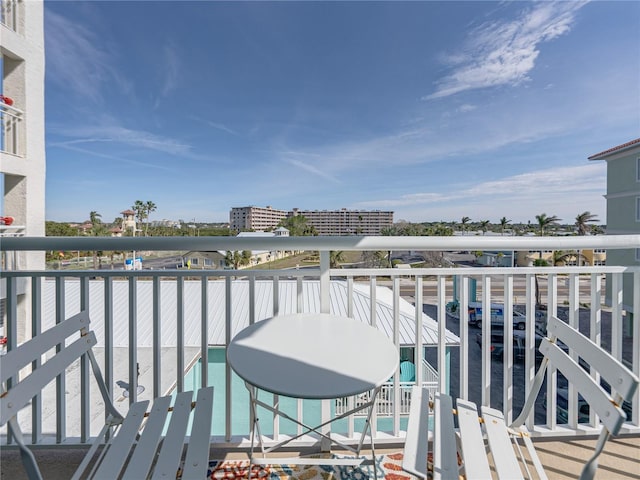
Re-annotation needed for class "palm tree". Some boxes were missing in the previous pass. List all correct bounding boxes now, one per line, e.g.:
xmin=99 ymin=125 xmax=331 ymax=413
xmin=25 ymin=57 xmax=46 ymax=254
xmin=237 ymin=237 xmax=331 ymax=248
xmin=132 ymin=200 xmax=146 ymax=235
xmin=535 ymin=213 xmax=561 ymax=236
xmin=533 ymin=213 xmax=560 ymax=307
xmin=330 ymin=251 xmax=345 ymax=268
xmin=89 ymin=210 xmax=101 ymax=226
xmin=225 ymin=250 xmax=253 ymax=269
xmin=88 ymin=211 xmax=104 ymax=269
xmin=461 ymin=216 xmax=471 ymax=235
xmin=499 ymin=217 xmax=511 ymax=235
xmin=144 ymin=201 xmax=157 ymax=236
xmin=479 ymin=220 xmax=490 ymax=235
xmin=575 ymin=211 xmax=598 ymax=236
xmin=552 ymin=250 xmax=588 ymax=266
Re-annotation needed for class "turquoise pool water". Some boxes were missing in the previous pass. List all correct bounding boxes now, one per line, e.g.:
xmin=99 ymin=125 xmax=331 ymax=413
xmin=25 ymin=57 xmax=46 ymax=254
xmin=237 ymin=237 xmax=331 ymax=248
xmin=183 ymin=348 xmax=408 ymax=436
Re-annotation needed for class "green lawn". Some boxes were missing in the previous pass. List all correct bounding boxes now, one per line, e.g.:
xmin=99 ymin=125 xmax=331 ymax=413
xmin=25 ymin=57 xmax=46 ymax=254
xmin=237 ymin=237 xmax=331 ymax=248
xmin=249 ymin=251 xmax=363 ymax=270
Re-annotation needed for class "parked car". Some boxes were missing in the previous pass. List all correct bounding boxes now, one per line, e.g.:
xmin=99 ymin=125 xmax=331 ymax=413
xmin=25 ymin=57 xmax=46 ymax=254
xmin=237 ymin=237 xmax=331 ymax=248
xmin=543 ymin=387 xmax=590 ymax=424
xmin=475 ymin=329 xmax=568 ymax=361
xmin=542 ymin=387 xmax=634 ymax=425
xmin=468 ymin=302 xmax=527 ymax=330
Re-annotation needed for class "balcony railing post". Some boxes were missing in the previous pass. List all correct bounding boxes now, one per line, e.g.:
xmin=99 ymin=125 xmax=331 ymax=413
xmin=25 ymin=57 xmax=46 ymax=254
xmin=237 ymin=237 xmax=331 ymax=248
xmin=611 ymin=273 xmax=623 ymax=360
xmin=481 ymin=275 xmax=491 ymax=405
xmin=128 ymin=277 xmax=138 ymax=405
xmin=525 ymin=273 xmax=536 ymax=430
xmin=546 ymin=273 xmax=558 ymax=429
xmin=415 ymin=276 xmax=424 ymax=396
xmin=152 ymin=277 xmax=161 ymax=398
xmin=632 ymin=271 xmax=640 ymax=427
xmin=437 ymin=276 xmax=447 ymax=394
xmin=458 ymin=275 xmax=469 ymax=401
xmin=80 ymin=277 xmax=90 ymax=442
xmin=104 ymin=276 xmax=114 ymax=436
xmin=200 ymin=276 xmax=208 ymax=389
xmin=319 ymin=249 xmax=331 ymax=450
xmin=176 ymin=276 xmax=185 ymax=394
xmin=6 ymin=276 xmax=17 ymax=445
xmin=393 ymin=276 xmax=401 ymax=436
xmin=503 ymin=274 xmax=514 ymax=424
xmin=30 ymin=277 xmax=42 ymax=445
xmin=55 ymin=277 xmax=66 ymax=443
xmin=319 ymin=250 xmax=330 ymax=314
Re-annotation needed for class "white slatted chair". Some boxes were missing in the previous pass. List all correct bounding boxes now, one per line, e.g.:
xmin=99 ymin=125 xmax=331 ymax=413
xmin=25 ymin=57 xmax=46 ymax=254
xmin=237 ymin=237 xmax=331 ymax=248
xmin=0 ymin=310 xmax=214 ymax=480
xmin=403 ymin=316 xmax=639 ymax=480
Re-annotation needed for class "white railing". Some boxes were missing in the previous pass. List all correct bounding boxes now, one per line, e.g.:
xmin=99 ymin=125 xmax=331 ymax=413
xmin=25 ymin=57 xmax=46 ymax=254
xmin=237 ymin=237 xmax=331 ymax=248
xmin=1 ymin=234 xmax=639 ymax=449
xmin=422 ymin=358 xmax=439 ymax=384
xmin=336 ymin=379 xmax=439 ymax=417
xmin=0 ymin=0 xmax=19 ymax=32
xmin=0 ymin=101 xmax=23 ymax=156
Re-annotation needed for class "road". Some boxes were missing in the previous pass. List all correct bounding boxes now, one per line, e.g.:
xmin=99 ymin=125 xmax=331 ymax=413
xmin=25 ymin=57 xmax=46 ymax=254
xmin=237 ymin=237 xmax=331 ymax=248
xmin=394 ymin=274 xmax=603 ymax=306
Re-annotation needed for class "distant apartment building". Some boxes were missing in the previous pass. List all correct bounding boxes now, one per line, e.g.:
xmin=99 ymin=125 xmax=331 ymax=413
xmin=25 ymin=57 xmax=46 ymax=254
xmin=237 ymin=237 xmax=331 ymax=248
xmin=230 ymin=206 xmax=394 ymax=235
xmin=230 ymin=206 xmax=288 ymax=232
xmin=1 ymin=0 xmax=46 ymax=341
xmin=588 ymin=138 xmax=640 ymax=318
xmin=290 ymin=208 xmax=393 ymax=235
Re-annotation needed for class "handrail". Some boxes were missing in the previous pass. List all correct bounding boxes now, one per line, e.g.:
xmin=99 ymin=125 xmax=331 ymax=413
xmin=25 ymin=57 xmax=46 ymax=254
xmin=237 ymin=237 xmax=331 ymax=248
xmin=2 ymin=234 xmax=639 ymax=252
xmin=0 ymin=102 xmax=24 ymax=116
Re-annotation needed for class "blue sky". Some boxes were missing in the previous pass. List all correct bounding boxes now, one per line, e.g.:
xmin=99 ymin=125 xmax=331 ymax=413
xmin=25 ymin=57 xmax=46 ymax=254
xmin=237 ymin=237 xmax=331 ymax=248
xmin=43 ymin=1 xmax=639 ymax=225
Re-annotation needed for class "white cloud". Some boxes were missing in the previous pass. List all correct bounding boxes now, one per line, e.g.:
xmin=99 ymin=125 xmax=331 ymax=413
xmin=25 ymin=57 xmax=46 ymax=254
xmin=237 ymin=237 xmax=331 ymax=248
xmin=354 ymin=163 xmax=606 ymax=218
xmin=206 ymin=121 xmax=238 ymax=136
xmin=357 ymin=192 xmax=447 ymax=208
xmin=458 ymin=104 xmax=477 ymax=113
xmin=465 ymin=163 xmax=605 ymax=197
xmin=424 ymin=2 xmax=588 ymax=100
xmin=285 ymin=158 xmax=342 ymax=184
xmin=160 ymin=43 xmax=180 ymax=97
xmin=153 ymin=42 xmax=181 ymax=109
xmin=49 ymin=143 xmax=176 ymax=171
xmin=51 ymin=124 xmax=192 ymax=156
xmin=45 ymin=9 xmax=130 ymax=103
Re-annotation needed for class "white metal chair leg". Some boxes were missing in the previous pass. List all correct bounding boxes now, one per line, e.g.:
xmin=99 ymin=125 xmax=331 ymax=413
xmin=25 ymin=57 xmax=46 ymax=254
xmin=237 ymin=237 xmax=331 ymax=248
xmin=7 ymin=417 xmax=43 ymax=480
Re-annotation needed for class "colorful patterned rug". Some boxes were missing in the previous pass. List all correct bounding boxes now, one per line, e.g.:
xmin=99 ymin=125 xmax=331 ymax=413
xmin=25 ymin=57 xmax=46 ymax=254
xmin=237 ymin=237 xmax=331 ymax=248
xmin=202 ymin=453 xmax=423 ymax=480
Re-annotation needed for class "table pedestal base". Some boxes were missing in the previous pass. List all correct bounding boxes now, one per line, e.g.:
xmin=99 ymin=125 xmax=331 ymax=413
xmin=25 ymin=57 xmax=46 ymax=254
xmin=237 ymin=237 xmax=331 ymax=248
xmin=245 ymin=382 xmax=382 ymax=479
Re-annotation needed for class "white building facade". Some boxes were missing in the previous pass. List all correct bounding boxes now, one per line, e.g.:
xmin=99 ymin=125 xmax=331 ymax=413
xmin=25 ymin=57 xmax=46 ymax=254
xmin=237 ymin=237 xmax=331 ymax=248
xmin=230 ymin=205 xmax=288 ymax=232
xmin=1 ymin=0 xmax=46 ymax=340
xmin=290 ymin=207 xmax=393 ymax=235
xmin=230 ymin=205 xmax=394 ymax=235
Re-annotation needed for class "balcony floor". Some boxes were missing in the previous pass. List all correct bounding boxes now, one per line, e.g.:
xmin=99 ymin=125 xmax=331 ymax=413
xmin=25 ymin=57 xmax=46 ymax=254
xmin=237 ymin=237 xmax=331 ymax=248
xmin=1 ymin=436 xmax=638 ymax=479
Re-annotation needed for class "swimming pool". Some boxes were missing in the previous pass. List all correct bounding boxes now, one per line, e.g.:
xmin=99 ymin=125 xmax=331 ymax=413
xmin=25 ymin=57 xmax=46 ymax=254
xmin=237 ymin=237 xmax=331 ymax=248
xmin=183 ymin=347 xmax=408 ymax=437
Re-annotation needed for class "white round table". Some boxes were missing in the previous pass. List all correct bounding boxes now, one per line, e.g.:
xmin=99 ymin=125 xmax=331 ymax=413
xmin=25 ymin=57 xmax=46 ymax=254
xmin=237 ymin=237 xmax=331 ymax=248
xmin=227 ymin=313 xmax=399 ymax=399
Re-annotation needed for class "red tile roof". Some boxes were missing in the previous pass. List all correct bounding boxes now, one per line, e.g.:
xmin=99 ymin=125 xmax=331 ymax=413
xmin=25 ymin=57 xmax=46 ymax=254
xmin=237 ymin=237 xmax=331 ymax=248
xmin=588 ymin=138 xmax=640 ymax=160
xmin=120 ymin=209 xmax=135 ymax=215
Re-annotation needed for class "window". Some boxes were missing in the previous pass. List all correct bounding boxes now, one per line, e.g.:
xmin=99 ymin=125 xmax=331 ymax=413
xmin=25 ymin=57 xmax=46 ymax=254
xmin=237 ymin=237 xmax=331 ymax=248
xmin=636 ymin=249 xmax=640 ymax=262
xmin=637 ymin=196 xmax=640 ymax=222
xmin=637 ymin=157 xmax=640 ymax=182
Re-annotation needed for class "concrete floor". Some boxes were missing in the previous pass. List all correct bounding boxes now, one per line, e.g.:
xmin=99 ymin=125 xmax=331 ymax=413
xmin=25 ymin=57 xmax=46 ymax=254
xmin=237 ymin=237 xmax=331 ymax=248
xmin=1 ymin=436 xmax=638 ymax=479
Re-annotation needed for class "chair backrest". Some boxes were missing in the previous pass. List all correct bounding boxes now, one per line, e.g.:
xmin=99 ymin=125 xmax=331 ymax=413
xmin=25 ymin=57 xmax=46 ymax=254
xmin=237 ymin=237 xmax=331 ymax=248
xmin=400 ymin=361 xmax=416 ymax=382
xmin=540 ymin=316 xmax=639 ymax=434
xmin=1 ymin=311 xmax=96 ymax=426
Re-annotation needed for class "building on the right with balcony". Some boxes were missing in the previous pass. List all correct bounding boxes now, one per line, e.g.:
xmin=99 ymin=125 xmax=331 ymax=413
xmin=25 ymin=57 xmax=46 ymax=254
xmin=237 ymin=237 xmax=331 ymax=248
xmin=589 ymin=138 xmax=640 ymax=322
